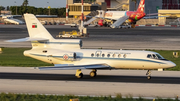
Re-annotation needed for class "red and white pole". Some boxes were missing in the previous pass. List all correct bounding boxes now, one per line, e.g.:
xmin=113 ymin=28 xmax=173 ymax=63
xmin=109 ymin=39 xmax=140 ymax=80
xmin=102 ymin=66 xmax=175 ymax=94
xmin=66 ymin=0 xmax=68 ymax=23
xmin=80 ymin=0 xmax=84 ymax=35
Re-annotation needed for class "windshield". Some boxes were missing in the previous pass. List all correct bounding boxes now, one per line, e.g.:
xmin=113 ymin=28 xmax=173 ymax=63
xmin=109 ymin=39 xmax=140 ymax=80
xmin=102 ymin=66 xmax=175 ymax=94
xmin=147 ymin=54 xmax=165 ymax=60
xmin=156 ymin=54 xmax=164 ymax=59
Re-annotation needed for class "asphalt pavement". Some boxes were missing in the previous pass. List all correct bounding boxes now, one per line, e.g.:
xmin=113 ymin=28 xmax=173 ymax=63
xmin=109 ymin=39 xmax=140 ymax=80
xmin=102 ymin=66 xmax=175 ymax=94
xmin=1 ymin=25 xmax=180 ymax=50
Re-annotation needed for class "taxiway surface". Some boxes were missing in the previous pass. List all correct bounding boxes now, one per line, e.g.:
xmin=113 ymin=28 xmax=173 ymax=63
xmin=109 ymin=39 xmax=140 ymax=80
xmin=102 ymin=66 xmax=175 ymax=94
xmin=1 ymin=25 xmax=180 ymax=50
xmin=0 ymin=67 xmax=180 ymax=98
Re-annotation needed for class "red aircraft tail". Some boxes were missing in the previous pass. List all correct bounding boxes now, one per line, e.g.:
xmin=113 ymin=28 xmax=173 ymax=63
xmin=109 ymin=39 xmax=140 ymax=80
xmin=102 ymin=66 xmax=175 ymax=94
xmin=137 ymin=0 xmax=145 ymax=12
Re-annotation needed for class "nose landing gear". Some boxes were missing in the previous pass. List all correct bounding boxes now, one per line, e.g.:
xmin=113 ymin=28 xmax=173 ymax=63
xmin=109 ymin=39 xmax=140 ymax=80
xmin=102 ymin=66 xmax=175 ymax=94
xmin=146 ymin=70 xmax=151 ymax=80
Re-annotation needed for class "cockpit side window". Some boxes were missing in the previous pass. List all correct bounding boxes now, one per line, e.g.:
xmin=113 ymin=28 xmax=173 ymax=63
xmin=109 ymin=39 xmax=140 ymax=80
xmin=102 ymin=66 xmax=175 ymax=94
xmin=147 ymin=54 xmax=165 ymax=60
xmin=147 ymin=54 xmax=152 ymax=58
xmin=152 ymin=54 xmax=157 ymax=59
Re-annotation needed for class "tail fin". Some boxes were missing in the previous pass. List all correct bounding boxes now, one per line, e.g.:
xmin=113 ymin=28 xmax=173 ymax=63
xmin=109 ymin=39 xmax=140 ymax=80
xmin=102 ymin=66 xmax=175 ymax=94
xmin=137 ymin=0 xmax=145 ymax=12
xmin=24 ymin=14 xmax=54 ymax=40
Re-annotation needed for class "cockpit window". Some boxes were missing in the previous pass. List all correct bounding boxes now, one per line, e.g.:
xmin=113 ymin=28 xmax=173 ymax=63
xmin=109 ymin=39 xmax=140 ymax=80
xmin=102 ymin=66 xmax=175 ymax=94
xmin=156 ymin=54 xmax=164 ymax=59
xmin=152 ymin=54 xmax=157 ymax=59
xmin=147 ymin=54 xmax=165 ymax=60
xmin=147 ymin=54 xmax=151 ymax=58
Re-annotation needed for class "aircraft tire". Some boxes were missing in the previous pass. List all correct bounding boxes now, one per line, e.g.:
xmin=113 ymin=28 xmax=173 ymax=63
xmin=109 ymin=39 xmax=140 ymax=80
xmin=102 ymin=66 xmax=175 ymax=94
xmin=147 ymin=76 xmax=151 ymax=80
xmin=131 ymin=24 xmax=136 ymax=28
xmin=90 ymin=71 xmax=96 ymax=77
xmin=77 ymin=73 xmax=83 ymax=78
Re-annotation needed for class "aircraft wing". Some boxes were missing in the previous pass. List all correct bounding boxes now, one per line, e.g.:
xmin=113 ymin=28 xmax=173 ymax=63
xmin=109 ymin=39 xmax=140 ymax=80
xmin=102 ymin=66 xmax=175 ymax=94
xmin=110 ymin=15 xmax=129 ymax=28
xmin=87 ymin=15 xmax=114 ymax=20
xmin=36 ymin=64 xmax=111 ymax=70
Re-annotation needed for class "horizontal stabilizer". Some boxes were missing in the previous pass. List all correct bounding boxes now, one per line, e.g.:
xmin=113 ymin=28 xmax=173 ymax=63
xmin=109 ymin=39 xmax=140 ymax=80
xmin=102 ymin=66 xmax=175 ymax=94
xmin=37 ymin=64 xmax=111 ymax=70
xmin=6 ymin=37 xmax=49 ymax=42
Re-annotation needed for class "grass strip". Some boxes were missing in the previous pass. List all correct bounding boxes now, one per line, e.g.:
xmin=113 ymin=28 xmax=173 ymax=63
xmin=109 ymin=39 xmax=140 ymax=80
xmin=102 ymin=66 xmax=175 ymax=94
xmin=0 ymin=93 xmax=179 ymax=101
xmin=0 ymin=48 xmax=52 ymax=67
xmin=0 ymin=48 xmax=179 ymax=71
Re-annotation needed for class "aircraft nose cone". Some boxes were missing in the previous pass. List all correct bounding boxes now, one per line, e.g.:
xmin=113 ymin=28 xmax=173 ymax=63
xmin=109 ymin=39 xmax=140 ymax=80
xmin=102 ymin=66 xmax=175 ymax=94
xmin=169 ymin=61 xmax=176 ymax=68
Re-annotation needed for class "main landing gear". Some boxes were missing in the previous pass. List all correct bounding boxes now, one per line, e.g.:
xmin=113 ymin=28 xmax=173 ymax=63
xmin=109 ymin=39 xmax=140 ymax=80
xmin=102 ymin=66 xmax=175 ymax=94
xmin=76 ymin=69 xmax=83 ymax=78
xmin=75 ymin=69 xmax=97 ymax=78
xmin=131 ymin=24 xmax=136 ymax=28
xmin=90 ymin=69 xmax=97 ymax=77
xmin=146 ymin=70 xmax=151 ymax=80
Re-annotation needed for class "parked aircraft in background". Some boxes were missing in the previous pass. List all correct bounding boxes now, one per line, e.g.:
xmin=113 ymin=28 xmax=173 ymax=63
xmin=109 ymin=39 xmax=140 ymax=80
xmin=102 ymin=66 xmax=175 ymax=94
xmin=85 ymin=0 xmax=146 ymax=28
xmin=7 ymin=14 xmax=176 ymax=79
xmin=2 ymin=15 xmax=25 ymax=25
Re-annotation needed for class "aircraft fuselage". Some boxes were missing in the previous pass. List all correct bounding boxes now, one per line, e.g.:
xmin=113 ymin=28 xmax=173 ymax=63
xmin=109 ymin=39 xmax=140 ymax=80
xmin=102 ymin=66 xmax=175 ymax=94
xmin=24 ymin=46 xmax=175 ymax=70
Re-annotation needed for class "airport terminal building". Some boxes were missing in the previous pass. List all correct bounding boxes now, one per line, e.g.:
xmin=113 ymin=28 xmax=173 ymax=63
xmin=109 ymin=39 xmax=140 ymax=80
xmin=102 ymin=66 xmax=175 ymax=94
xmin=68 ymin=0 xmax=180 ymax=16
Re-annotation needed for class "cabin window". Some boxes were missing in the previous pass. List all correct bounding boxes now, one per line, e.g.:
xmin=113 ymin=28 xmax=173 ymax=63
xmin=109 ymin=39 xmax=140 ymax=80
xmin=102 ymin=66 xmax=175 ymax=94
xmin=91 ymin=53 xmax=94 ymax=57
xmin=107 ymin=54 xmax=110 ymax=58
xmin=102 ymin=54 xmax=105 ymax=57
xmin=112 ymin=54 xmax=116 ymax=58
xmin=96 ymin=53 xmax=100 ymax=57
xmin=123 ymin=54 xmax=126 ymax=58
xmin=118 ymin=54 xmax=121 ymax=58
xmin=43 ymin=50 xmax=47 ymax=53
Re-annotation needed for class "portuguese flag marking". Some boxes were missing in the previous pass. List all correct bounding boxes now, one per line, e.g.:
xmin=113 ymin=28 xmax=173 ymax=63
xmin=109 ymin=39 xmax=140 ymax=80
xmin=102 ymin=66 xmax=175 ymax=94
xmin=32 ymin=25 xmax=37 ymax=28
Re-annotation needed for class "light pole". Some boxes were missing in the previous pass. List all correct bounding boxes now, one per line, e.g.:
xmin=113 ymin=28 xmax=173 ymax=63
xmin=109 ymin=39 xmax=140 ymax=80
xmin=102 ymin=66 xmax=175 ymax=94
xmin=80 ymin=0 xmax=84 ymax=35
xmin=0 ymin=6 xmax=1 ymax=15
xmin=66 ymin=0 xmax=68 ymax=23
xmin=15 ymin=1 xmax=17 ymax=15
xmin=47 ymin=2 xmax=50 ymax=15
xmin=148 ymin=9 xmax=151 ymax=19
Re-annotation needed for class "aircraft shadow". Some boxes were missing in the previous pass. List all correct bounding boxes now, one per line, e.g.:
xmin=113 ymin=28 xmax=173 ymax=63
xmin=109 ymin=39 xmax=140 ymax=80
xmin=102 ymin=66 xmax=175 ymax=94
xmin=0 ymin=72 xmax=179 ymax=84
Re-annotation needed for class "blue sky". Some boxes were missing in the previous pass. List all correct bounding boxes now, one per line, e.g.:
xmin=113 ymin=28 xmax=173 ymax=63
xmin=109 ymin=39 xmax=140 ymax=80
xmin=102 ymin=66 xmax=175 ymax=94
xmin=0 ymin=0 xmax=66 ymax=8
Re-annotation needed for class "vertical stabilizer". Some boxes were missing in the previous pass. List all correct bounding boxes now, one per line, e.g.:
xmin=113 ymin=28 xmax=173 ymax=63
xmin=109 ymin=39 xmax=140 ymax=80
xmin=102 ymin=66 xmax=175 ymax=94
xmin=137 ymin=0 xmax=145 ymax=12
xmin=24 ymin=14 xmax=54 ymax=40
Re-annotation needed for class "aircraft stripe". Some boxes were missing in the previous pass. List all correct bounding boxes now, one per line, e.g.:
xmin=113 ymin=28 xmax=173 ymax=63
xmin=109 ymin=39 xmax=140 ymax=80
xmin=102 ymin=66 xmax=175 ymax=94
xmin=30 ymin=53 xmax=166 ymax=64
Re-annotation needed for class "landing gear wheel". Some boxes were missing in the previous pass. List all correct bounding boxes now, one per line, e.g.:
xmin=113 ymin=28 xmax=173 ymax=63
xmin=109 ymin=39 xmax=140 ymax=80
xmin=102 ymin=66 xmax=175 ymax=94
xmin=131 ymin=24 xmax=136 ymax=28
xmin=76 ymin=69 xmax=83 ymax=78
xmin=77 ymin=73 xmax=83 ymax=78
xmin=147 ymin=76 xmax=151 ymax=80
xmin=90 ymin=71 xmax=97 ymax=77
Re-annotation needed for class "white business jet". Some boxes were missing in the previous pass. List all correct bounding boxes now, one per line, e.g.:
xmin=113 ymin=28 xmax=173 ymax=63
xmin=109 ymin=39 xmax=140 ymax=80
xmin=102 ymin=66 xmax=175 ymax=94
xmin=7 ymin=14 xmax=176 ymax=79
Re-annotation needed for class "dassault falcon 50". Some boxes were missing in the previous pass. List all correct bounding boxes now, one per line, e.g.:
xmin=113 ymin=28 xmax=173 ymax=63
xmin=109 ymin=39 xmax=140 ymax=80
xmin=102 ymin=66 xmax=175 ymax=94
xmin=7 ymin=14 xmax=176 ymax=79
